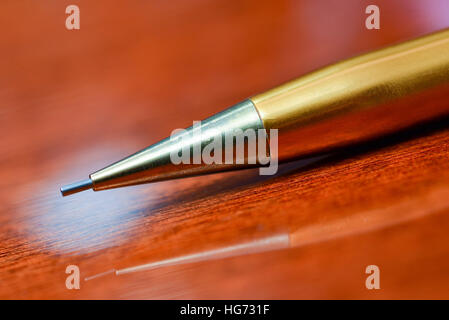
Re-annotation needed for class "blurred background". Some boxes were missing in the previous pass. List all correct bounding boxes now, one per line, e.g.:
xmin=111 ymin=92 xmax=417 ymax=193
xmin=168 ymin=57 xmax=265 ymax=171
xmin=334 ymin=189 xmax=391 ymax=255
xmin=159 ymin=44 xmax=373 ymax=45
xmin=1 ymin=0 xmax=449 ymax=299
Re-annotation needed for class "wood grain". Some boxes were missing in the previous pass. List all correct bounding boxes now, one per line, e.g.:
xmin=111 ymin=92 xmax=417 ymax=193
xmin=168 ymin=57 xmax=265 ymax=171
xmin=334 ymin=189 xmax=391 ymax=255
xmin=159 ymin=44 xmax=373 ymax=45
xmin=1 ymin=0 xmax=449 ymax=299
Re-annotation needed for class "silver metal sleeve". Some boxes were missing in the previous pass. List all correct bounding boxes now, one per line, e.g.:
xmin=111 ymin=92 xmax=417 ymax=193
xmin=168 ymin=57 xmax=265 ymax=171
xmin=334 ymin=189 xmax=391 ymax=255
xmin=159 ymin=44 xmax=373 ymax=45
xmin=91 ymin=99 xmax=265 ymax=190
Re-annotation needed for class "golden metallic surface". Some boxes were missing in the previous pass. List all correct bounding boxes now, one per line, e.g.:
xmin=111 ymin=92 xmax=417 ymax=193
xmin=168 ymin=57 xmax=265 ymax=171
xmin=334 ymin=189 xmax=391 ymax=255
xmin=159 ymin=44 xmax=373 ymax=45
xmin=251 ymin=28 xmax=449 ymax=161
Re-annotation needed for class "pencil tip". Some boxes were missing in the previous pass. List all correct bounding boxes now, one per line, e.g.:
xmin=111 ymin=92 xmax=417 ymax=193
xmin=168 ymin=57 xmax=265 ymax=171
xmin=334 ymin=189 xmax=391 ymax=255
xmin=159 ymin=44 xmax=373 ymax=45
xmin=60 ymin=179 xmax=93 ymax=197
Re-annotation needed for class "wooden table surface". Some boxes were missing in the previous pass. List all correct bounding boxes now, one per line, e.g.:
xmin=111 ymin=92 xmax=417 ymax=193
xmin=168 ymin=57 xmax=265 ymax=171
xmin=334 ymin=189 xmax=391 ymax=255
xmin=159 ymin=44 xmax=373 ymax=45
xmin=1 ymin=0 xmax=449 ymax=299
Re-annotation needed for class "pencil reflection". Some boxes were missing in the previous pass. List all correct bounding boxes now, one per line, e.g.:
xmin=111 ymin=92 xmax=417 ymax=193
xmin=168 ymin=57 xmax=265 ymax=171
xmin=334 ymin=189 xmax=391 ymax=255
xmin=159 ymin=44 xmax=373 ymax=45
xmin=116 ymin=234 xmax=290 ymax=275
xmin=113 ymin=183 xmax=449 ymax=277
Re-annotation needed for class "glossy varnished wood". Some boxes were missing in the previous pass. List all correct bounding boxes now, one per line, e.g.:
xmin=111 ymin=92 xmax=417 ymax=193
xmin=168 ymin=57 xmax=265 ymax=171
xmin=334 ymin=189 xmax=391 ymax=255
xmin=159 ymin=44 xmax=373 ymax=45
xmin=1 ymin=0 xmax=449 ymax=299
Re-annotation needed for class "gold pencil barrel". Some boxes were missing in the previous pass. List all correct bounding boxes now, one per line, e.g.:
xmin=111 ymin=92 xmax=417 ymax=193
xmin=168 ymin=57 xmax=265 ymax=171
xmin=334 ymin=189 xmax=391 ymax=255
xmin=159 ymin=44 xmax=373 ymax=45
xmin=251 ymin=28 xmax=449 ymax=161
xmin=61 ymin=28 xmax=449 ymax=196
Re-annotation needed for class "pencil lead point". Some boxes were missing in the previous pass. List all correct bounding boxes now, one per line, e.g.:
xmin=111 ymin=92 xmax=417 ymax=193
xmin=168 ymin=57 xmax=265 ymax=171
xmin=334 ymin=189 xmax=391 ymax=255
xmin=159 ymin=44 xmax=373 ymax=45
xmin=60 ymin=179 xmax=93 ymax=196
